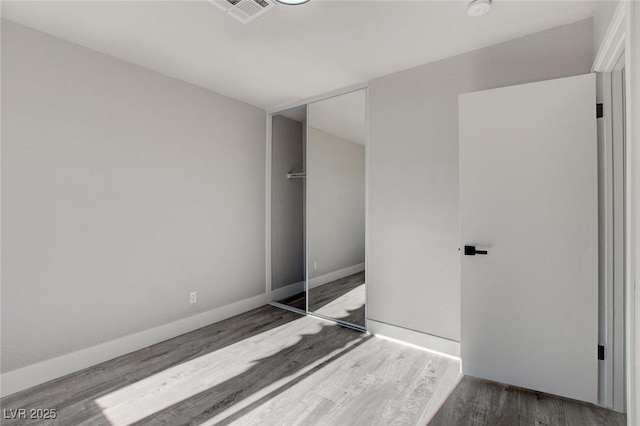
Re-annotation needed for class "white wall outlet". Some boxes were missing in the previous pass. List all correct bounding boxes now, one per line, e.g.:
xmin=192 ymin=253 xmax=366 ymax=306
xmin=313 ymin=261 xmax=318 ymax=271
xmin=190 ymin=291 xmax=197 ymax=304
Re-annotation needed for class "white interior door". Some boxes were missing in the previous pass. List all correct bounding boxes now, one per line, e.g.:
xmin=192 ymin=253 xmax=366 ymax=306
xmin=459 ymin=74 xmax=598 ymax=404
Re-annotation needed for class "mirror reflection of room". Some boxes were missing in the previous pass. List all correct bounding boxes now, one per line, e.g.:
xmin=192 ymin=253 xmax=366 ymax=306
xmin=271 ymin=106 xmax=306 ymax=312
xmin=307 ymin=89 xmax=366 ymax=328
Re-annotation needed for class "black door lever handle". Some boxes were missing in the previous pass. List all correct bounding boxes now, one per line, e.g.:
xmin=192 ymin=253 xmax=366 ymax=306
xmin=464 ymin=245 xmax=488 ymax=256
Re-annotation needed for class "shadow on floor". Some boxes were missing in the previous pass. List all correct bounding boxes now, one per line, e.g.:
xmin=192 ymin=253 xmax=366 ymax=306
xmin=129 ymin=307 xmax=369 ymax=425
xmin=0 ymin=305 xmax=305 ymax=426
xmin=427 ymin=376 xmax=627 ymax=426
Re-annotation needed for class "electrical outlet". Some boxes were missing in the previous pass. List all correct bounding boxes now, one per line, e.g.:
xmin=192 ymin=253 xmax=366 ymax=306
xmin=313 ymin=261 xmax=318 ymax=271
xmin=190 ymin=291 xmax=197 ymax=304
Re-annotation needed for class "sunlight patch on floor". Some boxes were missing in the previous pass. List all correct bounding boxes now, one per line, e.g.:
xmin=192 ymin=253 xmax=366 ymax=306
xmin=90 ymin=302 xmax=463 ymax=425
xmin=197 ymin=338 xmax=366 ymax=425
xmin=94 ymin=316 xmax=321 ymax=425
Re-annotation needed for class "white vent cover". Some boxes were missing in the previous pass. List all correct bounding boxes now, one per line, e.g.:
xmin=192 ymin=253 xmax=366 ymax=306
xmin=211 ymin=0 xmax=275 ymax=24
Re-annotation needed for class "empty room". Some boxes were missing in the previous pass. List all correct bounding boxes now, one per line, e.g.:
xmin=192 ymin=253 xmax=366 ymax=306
xmin=1 ymin=0 xmax=639 ymax=425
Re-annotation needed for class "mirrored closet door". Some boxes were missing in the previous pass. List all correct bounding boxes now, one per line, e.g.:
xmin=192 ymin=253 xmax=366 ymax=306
xmin=307 ymin=89 xmax=367 ymax=328
xmin=271 ymin=105 xmax=307 ymax=312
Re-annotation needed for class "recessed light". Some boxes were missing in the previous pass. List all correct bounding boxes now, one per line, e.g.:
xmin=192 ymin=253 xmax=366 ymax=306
xmin=275 ymin=0 xmax=310 ymax=5
xmin=467 ymin=0 xmax=491 ymax=17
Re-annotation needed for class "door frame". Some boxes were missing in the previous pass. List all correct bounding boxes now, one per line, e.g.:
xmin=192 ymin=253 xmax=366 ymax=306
xmin=593 ymin=1 xmax=638 ymax=423
xmin=596 ymin=52 xmax=626 ymax=412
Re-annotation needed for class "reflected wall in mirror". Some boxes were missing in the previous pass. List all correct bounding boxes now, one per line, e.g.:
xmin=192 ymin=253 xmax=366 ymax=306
xmin=271 ymin=105 xmax=306 ymax=311
xmin=307 ymin=89 xmax=366 ymax=328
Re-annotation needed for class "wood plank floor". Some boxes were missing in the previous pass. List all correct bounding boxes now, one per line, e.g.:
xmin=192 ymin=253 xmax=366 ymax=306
xmin=429 ymin=376 xmax=626 ymax=426
xmin=1 ymin=305 xmax=625 ymax=425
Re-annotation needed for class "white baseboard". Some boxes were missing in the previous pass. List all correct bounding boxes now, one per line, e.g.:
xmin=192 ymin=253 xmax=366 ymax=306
xmin=308 ymin=263 xmax=365 ymax=289
xmin=1 ymin=289 xmax=290 ymax=398
xmin=367 ymin=318 xmax=460 ymax=359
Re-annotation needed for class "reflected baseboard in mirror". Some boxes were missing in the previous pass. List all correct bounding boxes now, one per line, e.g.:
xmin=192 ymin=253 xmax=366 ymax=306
xmin=309 ymin=271 xmax=365 ymax=327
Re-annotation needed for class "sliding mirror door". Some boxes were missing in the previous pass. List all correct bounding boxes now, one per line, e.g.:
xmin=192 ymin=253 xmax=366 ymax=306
xmin=307 ymin=89 xmax=366 ymax=328
xmin=271 ymin=106 xmax=306 ymax=311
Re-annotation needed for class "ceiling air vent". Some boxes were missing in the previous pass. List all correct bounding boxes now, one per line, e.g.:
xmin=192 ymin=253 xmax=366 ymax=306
xmin=211 ymin=0 xmax=275 ymax=24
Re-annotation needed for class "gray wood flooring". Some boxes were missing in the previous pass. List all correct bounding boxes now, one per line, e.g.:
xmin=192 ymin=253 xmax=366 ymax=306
xmin=428 ymin=375 xmax=626 ymax=426
xmin=1 ymin=305 xmax=626 ymax=425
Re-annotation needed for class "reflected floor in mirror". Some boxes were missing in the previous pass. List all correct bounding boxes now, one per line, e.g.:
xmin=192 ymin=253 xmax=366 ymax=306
xmin=275 ymin=292 xmax=306 ymax=311
xmin=309 ymin=271 xmax=365 ymax=327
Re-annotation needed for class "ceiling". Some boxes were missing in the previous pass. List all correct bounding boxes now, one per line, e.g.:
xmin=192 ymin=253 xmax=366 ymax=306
xmin=308 ymin=89 xmax=366 ymax=145
xmin=2 ymin=1 xmax=596 ymax=110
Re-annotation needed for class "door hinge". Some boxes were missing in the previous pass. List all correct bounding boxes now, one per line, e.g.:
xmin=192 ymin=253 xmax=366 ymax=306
xmin=596 ymin=103 xmax=604 ymax=119
xmin=598 ymin=344 xmax=605 ymax=360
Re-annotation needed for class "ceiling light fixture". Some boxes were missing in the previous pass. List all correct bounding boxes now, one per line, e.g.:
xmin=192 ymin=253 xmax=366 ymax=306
xmin=275 ymin=0 xmax=310 ymax=5
xmin=467 ymin=0 xmax=491 ymax=17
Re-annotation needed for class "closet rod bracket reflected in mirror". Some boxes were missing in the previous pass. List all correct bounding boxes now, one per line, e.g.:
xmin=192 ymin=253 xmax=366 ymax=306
xmin=287 ymin=172 xmax=306 ymax=179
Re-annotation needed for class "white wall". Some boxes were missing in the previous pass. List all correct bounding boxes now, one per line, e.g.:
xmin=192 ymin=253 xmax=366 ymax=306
xmin=271 ymin=115 xmax=304 ymax=290
xmin=367 ymin=19 xmax=593 ymax=342
xmin=307 ymin=127 xmax=365 ymax=280
xmin=1 ymin=20 xmax=266 ymax=374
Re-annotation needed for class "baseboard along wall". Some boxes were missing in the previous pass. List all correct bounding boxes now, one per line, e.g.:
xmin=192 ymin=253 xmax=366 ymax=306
xmin=308 ymin=263 xmax=365 ymax=289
